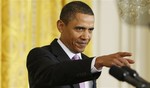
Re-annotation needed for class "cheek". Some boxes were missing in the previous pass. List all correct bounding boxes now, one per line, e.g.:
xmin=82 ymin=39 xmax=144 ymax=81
xmin=68 ymin=30 xmax=79 ymax=38
xmin=72 ymin=33 xmax=81 ymax=41
xmin=64 ymin=29 xmax=81 ymax=42
xmin=69 ymin=34 xmax=79 ymax=45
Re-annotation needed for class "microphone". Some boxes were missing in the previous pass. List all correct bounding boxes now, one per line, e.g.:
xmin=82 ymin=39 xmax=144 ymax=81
xmin=109 ymin=65 xmax=147 ymax=88
xmin=122 ymin=66 xmax=150 ymax=85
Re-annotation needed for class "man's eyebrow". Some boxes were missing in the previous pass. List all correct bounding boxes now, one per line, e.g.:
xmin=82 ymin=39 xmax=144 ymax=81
xmin=74 ymin=26 xmax=94 ymax=29
xmin=74 ymin=26 xmax=86 ymax=29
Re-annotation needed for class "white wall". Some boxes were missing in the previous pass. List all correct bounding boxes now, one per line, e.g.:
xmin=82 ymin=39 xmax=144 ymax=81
xmin=93 ymin=0 xmax=150 ymax=88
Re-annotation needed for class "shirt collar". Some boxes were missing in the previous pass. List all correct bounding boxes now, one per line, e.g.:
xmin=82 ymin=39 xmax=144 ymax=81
xmin=57 ymin=39 xmax=82 ymax=60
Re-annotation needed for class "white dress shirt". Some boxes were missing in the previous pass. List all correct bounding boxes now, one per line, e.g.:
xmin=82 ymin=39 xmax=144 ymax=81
xmin=57 ymin=39 xmax=101 ymax=88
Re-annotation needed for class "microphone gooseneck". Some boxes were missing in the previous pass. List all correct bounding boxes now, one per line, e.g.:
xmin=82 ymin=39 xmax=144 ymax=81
xmin=109 ymin=66 xmax=147 ymax=88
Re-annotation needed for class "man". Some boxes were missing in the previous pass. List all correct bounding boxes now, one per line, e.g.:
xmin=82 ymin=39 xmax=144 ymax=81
xmin=27 ymin=1 xmax=134 ymax=88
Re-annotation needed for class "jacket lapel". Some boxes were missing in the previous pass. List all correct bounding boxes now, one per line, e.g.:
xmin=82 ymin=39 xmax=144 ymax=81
xmin=49 ymin=39 xmax=71 ymax=62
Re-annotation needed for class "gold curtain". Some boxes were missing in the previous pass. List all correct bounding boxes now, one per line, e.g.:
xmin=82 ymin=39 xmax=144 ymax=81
xmin=0 ymin=0 xmax=92 ymax=88
xmin=0 ymin=0 xmax=2 ymax=87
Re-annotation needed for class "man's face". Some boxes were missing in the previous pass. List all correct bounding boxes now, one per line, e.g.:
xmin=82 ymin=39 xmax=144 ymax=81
xmin=58 ymin=13 xmax=94 ymax=53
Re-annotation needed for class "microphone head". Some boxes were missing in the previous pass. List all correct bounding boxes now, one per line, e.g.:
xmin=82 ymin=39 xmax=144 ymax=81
xmin=109 ymin=65 xmax=129 ymax=81
xmin=122 ymin=66 xmax=150 ymax=85
xmin=121 ymin=66 xmax=138 ymax=77
xmin=109 ymin=66 xmax=149 ymax=88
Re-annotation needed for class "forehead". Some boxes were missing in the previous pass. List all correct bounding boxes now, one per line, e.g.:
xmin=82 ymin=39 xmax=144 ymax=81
xmin=75 ymin=13 xmax=94 ymax=21
xmin=69 ymin=13 xmax=94 ymax=27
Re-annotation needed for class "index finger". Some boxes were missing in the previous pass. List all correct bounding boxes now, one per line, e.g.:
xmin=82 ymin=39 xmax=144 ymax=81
xmin=117 ymin=52 xmax=132 ymax=57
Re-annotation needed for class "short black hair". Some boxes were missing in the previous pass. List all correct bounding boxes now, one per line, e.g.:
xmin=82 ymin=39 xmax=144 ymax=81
xmin=60 ymin=1 xmax=94 ymax=25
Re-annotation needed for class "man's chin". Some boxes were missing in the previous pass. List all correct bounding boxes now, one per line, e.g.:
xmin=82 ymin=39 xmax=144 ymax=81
xmin=77 ymin=48 xmax=85 ymax=53
xmin=74 ymin=46 xmax=86 ymax=53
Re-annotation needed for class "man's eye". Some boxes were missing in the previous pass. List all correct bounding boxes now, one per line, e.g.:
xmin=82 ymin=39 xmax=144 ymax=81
xmin=75 ymin=27 xmax=84 ymax=31
xmin=89 ymin=28 xmax=94 ymax=32
xmin=77 ymin=28 xmax=83 ymax=30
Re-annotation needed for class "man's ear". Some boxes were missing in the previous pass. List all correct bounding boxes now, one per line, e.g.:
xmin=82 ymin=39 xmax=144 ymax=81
xmin=57 ymin=20 xmax=64 ymax=33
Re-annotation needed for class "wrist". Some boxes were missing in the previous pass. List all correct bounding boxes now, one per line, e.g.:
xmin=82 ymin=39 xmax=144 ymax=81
xmin=94 ymin=57 xmax=104 ymax=69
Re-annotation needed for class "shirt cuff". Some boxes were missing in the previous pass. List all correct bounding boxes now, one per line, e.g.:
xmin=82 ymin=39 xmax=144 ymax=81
xmin=91 ymin=57 xmax=102 ymax=73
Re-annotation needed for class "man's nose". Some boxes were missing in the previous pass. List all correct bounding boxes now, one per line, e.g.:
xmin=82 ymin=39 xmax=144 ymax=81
xmin=81 ymin=30 xmax=91 ymax=39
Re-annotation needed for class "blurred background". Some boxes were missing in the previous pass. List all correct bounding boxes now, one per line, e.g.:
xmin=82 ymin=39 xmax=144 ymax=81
xmin=0 ymin=0 xmax=150 ymax=88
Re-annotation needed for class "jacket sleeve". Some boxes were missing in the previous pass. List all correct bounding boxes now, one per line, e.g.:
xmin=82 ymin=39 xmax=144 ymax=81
xmin=27 ymin=47 xmax=101 ymax=87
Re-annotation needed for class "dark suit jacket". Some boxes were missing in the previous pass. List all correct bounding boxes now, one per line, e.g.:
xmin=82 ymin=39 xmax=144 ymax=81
xmin=27 ymin=39 xmax=101 ymax=88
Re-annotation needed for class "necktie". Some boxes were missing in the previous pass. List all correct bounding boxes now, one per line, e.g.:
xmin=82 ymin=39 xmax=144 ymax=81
xmin=72 ymin=54 xmax=80 ymax=60
xmin=72 ymin=54 xmax=85 ymax=88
